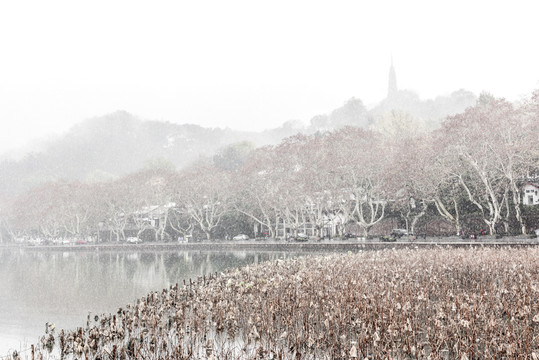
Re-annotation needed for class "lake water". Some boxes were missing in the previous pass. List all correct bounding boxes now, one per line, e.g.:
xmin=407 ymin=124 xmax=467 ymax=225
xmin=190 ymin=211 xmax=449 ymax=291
xmin=0 ymin=247 xmax=314 ymax=356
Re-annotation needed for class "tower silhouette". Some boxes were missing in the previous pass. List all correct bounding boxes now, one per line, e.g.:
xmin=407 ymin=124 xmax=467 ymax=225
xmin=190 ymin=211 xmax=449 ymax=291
xmin=388 ymin=57 xmax=397 ymax=98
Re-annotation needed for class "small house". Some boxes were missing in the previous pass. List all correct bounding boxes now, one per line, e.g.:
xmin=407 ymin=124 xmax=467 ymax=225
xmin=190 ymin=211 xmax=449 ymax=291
xmin=522 ymin=183 xmax=539 ymax=206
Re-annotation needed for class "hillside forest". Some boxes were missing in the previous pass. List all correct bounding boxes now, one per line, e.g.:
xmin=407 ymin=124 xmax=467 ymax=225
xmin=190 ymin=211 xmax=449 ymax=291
xmin=0 ymin=90 xmax=537 ymax=242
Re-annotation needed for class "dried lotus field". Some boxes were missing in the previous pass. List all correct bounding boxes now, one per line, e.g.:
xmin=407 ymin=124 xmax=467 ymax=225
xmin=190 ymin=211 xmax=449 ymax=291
xmin=21 ymin=246 xmax=539 ymax=359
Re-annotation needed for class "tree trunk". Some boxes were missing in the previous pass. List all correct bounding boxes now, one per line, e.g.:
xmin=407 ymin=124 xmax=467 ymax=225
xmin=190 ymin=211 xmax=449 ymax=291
xmin=511 ymin=185 xmax=526 ymax=235
xmin=410 ymin=200 xmax=428 ymax=235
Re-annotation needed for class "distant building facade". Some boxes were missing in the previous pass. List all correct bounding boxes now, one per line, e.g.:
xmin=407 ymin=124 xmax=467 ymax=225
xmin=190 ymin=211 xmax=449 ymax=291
xmin=523 ymin=183 xmax=539 ymax=205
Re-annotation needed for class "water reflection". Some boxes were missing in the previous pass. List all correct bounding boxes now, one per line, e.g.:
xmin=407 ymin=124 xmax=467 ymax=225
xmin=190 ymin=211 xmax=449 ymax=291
xmin=0 ymin=248 xmax=305 ymax=355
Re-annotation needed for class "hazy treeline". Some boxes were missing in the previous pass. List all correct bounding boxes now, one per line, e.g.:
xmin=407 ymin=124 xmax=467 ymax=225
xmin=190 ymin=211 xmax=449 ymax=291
xmin=0 ymin=91 xmax=537 ymax=242
xmin=0 ymin=90 xmax=476 ymax=197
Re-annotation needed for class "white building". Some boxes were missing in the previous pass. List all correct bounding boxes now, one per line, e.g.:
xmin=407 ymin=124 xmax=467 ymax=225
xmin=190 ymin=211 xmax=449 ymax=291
xmin=522 ymin=183 xmax=539 ymax=205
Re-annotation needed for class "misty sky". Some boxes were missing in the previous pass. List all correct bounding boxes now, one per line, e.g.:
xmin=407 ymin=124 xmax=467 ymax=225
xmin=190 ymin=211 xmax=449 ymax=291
xmin=0 ymin=0 xmax=538 ymax=155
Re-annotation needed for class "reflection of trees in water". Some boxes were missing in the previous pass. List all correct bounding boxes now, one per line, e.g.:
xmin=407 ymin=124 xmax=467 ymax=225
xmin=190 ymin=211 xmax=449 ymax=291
xmin=0 ymin=248 xmax=319 ymax=352
xmin=0 ymin=249 xmax=310 ymax=316
xmin=158 ymin=251 xmax=305 ymax=283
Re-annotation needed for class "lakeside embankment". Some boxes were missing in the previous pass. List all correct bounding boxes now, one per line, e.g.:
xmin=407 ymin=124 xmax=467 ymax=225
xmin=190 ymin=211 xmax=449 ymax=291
xmin=14 ymin=246 xmax=539 ymax=360
xmin=7 ymin=235 xmax=539 ymax=253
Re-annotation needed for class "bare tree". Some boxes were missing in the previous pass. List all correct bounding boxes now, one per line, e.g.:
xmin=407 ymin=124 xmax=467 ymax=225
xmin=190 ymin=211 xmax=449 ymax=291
xmin=178 ymin=162 xmax=231 ymax=240
xmin=325 ymin=128 xmax=389 ymax=236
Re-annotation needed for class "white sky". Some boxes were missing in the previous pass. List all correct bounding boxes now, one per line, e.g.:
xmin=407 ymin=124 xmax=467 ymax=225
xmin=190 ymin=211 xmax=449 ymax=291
xmin=0 ymin=0 xmax=538 ymax=155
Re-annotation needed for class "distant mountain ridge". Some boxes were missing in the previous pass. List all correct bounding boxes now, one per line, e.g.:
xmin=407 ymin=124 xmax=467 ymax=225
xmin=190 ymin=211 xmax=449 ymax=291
xmin=0 ymin=88 xmax=478 ymax=197
xmin=0 ymin=111 xmax=301 ymax=196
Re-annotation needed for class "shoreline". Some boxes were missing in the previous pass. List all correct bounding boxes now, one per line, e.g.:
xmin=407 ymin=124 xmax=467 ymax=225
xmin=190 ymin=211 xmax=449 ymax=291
xmin=2 ymin=236 xmax=538 ymax=252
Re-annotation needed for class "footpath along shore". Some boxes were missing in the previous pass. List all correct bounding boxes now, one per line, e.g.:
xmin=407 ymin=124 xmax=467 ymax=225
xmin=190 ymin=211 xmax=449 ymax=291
xmin=7 ymin=235 xmax=539 ymax=252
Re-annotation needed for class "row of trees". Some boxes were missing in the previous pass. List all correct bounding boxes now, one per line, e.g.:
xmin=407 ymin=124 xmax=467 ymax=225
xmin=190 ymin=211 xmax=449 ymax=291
xmin=1 ymin=92 xmax=538 ymax=242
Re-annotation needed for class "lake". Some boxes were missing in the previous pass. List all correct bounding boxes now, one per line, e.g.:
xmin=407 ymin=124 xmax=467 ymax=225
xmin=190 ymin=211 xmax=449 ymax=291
xmin=0 ymin=247 xmax=317 ymax=355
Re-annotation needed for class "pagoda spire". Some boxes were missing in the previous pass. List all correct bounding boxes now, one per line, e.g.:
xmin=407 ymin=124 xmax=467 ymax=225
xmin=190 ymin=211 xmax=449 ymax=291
xmin=388 ymin=56 xmax=397 ymax=98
